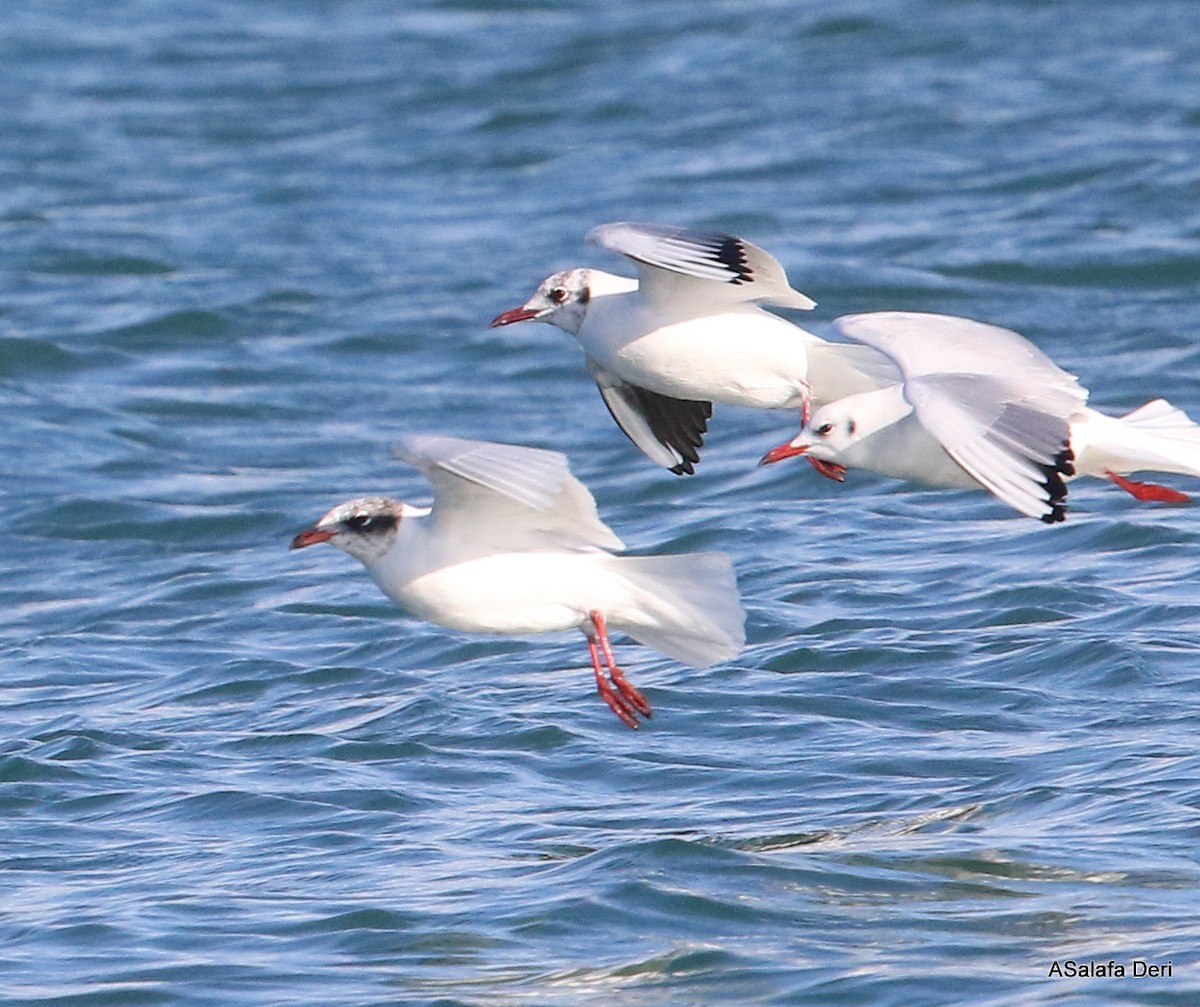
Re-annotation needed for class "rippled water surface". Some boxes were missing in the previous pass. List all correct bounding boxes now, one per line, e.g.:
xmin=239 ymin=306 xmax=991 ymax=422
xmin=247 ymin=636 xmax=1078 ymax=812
xmin=4 ymin=2 xmax=1200 ymax=1005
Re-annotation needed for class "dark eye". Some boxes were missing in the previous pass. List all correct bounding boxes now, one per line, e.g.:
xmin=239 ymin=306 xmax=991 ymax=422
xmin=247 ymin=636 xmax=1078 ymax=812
xmin=344 ymin=513 xmax=393 ymax=533
xmin=816 ymin=422 xmax=834 ymax=437
xmin=548 ymin=287 xmax=569 ymax=305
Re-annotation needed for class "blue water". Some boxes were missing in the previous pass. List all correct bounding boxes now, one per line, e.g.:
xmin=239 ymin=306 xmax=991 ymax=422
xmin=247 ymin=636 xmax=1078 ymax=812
xmin=3 ymin=2 xmax=1200 ymax=1004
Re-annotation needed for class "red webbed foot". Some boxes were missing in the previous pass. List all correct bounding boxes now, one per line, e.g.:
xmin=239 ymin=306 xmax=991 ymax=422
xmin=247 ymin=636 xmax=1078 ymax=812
xmin=1106 ymin=470 xmax=1190 ymax=504
xmin=808 ymin=457 xmax=847 ymax=482
xmin=586 ymin=611 xmax=653 ymax=729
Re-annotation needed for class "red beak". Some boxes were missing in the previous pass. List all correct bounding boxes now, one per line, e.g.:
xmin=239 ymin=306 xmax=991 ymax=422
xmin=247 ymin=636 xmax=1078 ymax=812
xmin=759 ymin=441 xmax=808 ymax=467
xmin=290 ymin=528 xmax=335 ymax=550
xmin=489 ymin=306 xmax=541 ymax=328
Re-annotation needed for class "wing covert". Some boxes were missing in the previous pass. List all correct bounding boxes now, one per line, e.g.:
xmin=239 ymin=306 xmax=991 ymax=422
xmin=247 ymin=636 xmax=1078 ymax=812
xmin=832 ymin=311 xmax=1088 ymax=408
xmin=587 ymin=222 xmax=817 ymax=311
xmin=392 ymin=434 xmax=624 ymax=551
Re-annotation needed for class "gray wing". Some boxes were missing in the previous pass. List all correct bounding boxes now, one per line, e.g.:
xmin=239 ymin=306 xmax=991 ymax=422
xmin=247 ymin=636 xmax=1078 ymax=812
xmin=586 ymin=222 xmax=817 ymax=311
xmin=806 ymin=341 xmax=901 ymax=404
xmin=906 ymin=374 xmax=1075 ymax=522
xmin=832 ymin=312 xmax=1088 ymax=397
xmin=392 ymin=434 xmax=624 ymax=551
xmin=833 ymin=313 xmax=1085 ymax=522
xmin=587 ymin=357 xmax=712 ymax=475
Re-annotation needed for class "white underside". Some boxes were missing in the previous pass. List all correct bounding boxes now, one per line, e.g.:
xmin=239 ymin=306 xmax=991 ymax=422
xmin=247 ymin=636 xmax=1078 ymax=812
xmin=368 ymin=520 xmax=745 ymax=668
xmin=828 ymin=397 xmax=1200 ymax=490
xmin=579 ymin=297 xmax=816 ymax=407
xmin=840 ymin=414 xmax=979 ymax=488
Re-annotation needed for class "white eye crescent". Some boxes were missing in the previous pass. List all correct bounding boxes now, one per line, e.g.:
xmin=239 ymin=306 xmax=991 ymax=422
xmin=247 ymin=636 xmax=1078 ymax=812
xmin=344 ymin=513 xmax=394 ymax=533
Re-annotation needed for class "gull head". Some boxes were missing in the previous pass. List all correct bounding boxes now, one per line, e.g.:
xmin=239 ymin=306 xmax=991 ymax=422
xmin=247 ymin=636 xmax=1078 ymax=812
xmin=759 ymin=402 xmax=859 ymax=467
xmin=291 ymin=496 xmax=404 ymax=566
xmin=489 ymin=268 xmax=592 ymax=335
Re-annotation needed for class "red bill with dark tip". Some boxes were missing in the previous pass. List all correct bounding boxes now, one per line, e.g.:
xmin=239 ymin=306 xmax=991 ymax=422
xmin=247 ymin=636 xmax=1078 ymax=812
xmin=758 ymin=441 xmax=808 ymax=467
xmin=489 ymin=307 xmax=541 ymax=328
xmin=290 ymin=528 xmax=335 ymax=549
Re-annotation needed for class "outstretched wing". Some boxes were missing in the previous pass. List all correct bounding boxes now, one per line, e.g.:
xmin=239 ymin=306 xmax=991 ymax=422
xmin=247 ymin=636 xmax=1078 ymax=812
xmin=587 ymin=357 xmax=712 ymax=475
xmin=833 ymin=312 xmax=1086 ymax=522
xmin=833 ymin=312 xmax=1087 ymax=397
xmin=392 ymin=434 xmax=624 ymax=551
xmin=905 ymin=374 xmax=1076 ymax=521
xmin=586 ymin=222 xmax=816 ymax=312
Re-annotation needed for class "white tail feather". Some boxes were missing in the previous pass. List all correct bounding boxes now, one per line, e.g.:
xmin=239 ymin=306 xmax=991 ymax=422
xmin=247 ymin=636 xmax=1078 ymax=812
xmin=1075 ymin=399 xmax=1200 ymax=478
xmin=605 ymin=552 xmax=745 ymax=668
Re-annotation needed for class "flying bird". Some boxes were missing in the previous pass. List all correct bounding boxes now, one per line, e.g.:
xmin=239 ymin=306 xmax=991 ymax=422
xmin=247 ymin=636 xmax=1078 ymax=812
xmin=291 ymin=434 xmax=746 ymax=728
xmin=490 ymin=222 xmax=892 ymax=474
xmin=761 ymin=312 xmax=1198 ymax=521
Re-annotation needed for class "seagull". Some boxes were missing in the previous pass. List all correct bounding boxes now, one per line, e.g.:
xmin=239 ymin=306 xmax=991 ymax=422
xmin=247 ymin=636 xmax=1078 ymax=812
xmin=490 ymin=222 xmax=893 ymax=475
xmin=290 ymin=434 xmax=745 ymax=728
xmin=760 ymin=312 xmax=1198 ymax=521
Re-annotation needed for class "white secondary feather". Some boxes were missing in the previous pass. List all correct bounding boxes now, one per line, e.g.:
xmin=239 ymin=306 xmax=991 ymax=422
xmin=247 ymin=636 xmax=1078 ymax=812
xmin=392 ymin=434 xmax=624 ymax=552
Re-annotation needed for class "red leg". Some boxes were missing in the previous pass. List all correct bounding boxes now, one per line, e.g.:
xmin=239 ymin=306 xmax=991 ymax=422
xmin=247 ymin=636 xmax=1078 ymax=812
xmin=589 ymin=611 xmax=652 ymax=721
xmin=798 ymin=381 xmax=814 ymax=428
xmin=587 ymin=634 xmax=639 ymax=729
xmin=1106 ymin=470 xmax=1190 ymax=504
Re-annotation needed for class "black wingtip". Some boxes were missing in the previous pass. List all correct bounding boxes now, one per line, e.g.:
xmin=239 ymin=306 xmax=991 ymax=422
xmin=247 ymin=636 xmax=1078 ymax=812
xmin=629 ymin=388 xmax=710 ymax=474
xmin=715 ymin=234 xmax=754 ymax=285
xmin=1038 ymin=445 xmax=1075 ymax=524
xmin=592 ymin=373 xmax=714 ymax=476
xmin=1040 ymin=504 xmax=1068 ymax=525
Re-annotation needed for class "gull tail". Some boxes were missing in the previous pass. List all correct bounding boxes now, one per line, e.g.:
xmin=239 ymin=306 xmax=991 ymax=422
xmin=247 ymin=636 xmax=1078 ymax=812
xmin=606 ymin=552 xmax=746 ymax=668
xmin=1076 ymin=400 xmax=1200 ymax=478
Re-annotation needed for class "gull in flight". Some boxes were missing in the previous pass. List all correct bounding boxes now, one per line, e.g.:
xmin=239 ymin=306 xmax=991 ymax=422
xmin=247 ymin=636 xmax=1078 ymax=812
xmin=490 ymin=222 xmax=891 ymax=474
xmin=761 ymin=312 xmax=1198 ymax=521
xmin=291 ymin=434 xmax=746 ymax=728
